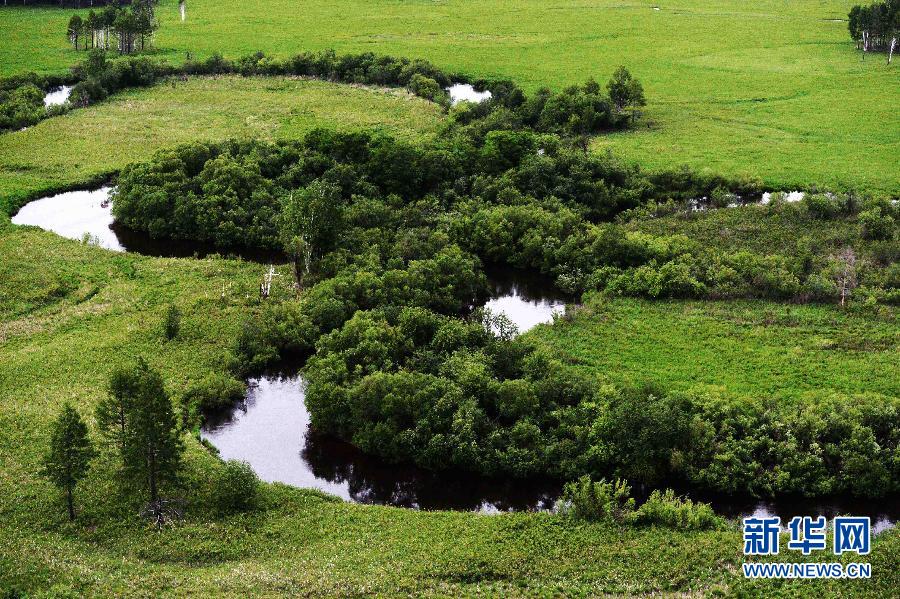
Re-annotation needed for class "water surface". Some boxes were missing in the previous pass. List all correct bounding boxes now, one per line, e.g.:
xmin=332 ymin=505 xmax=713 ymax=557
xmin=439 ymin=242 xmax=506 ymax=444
xmin=447 ymin=83 xmax=492 ymax=106
xmin=43 ymin=86 xmax=72 ymax=108
xmin=482 ymin=267 xmax=567 ymax=333
xmin=12 ymin=187 xmax=120 ymax=250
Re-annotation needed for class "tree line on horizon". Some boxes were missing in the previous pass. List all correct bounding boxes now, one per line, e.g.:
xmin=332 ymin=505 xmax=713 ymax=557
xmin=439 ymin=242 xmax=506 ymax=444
xmin=848 ymin=0 xmax=899 ymax=63
xmin=66 ymin=0 xmax=157 ymax=54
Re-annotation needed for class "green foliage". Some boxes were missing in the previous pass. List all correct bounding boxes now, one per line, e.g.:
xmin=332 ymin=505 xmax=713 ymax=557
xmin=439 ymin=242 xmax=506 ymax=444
xmin=590 ymin=386 xmax=695 ymax=485
xmin=163 ymin=304 xmax=181 ymax=341
xmin=559 ymin=478 xmax=724 ymax=531
xmin=629 ymin=489 xmax=724 ymax=531
xmin=211 ymin=460 xmax=260 ymax=515
xmin=181 ymin=373 xmax=245 ymax=414
xmin=859 ymin=206 xmax=896 ymax=240
xmin=606 ymin=66 xmax=645 ymax=118
xmin=105 ymin=358 xmax=184 ymax=503
xmin=0 ymin=82 xmax=45 ymax=132
xmin=558 ymin=476 xmax=635 ymax=523
xmin=407 ymin=73 xmax=447 ymax=105
xmin=41 ymin=403 xmax=95 ymax=520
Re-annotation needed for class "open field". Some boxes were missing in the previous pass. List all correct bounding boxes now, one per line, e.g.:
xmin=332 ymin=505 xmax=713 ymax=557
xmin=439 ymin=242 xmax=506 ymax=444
xmin=2 ymin=0 xmax=898 ymax=193
xmin=1 ymin=227 xmax=898 ymax=597
xmin=531 ymin=296 xmax=899 ymax=402
xmin=0 ymin=76 xmax=443 ymax=215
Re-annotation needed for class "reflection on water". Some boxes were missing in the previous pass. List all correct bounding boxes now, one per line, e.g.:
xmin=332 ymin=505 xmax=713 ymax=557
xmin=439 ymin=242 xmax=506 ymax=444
xmin=11 ymin=187 xmax=282 ymax=261
xmin=12 ymin=187 xmax=121 ymax=250
xmin=760 ymin=190 xmax=804 ymax=204
xmin=201 ymin=372 xmax=900 ymax=529
xmin=201 ymin=372 xmax=559 ymax=511
xmin=447 ymin=83 xmax=491 ymax=106
xmin=43 ymin=86 xmax=72 ymax=108
xmin=482 ymin=266 xmax=568 ymax=333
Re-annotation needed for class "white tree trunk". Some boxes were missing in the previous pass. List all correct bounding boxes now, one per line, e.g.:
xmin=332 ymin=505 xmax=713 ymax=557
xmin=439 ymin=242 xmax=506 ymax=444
xmin=889 ymin=37 xmax=897 ymax=65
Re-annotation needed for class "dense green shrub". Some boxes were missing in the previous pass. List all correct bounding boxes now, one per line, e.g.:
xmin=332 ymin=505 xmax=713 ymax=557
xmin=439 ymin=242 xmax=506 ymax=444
xmin=557 ymin=476 xmax=635 ymax=523
xmin=182 ymin=374 xmax=246 ymax=413
xmin=0 ymin=83 xmax=45 ymax=131
xmin=212 ymin=460 xmax=260 ymax=515
xmin=629 ymin=489 xmax=724 ymax=530
xmin=859 ymin=207 xmax=896 ymax=240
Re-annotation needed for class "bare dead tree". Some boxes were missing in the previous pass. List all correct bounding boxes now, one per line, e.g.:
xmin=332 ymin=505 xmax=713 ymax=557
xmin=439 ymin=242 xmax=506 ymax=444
xmin=140 ymin=498 xmax=186 ymax=530
xmin=833 ymin=247 xmax=858 ymax=307
xmin=260 ymin=265 xmax=278 ymax=299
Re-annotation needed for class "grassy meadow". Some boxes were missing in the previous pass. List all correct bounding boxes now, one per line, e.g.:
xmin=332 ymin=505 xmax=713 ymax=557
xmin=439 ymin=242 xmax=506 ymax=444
xmin=2 ymin=0 xmax=898 ymax=193
xmin=0 ymin=76 xmax=442 ymax=215
xmin=531 ymin=296 xmax=899 ymax=402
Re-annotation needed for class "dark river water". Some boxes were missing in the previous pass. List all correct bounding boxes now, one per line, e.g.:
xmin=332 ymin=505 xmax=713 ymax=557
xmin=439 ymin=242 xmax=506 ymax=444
xmin=11 ymin=187 xmax=899 ymax=528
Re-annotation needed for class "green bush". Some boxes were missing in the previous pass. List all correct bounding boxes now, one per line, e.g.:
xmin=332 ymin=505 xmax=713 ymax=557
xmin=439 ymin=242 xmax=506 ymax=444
xmin=628 ymin=489 xmax=724 ymax=530
xmin=163 ymin=304 xmax=181 ymax=341
xmin=212 ymin=460 xmax=260 ymax=515
xmin=858 ymin=207 xmax=896 ymax=241
xmin=803 ymin=193 xmax=841 ymax=219
xmin=557 ymin=476 xmax=635 ymax=523
xmin=407 ymin=73 xmax=448 ymax=105
xmin=182 ymin=374 xmax=246 ymax=414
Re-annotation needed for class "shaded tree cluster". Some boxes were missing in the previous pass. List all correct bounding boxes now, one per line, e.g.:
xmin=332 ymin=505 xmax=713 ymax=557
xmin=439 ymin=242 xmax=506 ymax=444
xmin=849 ymin=0 xmax=900 ymax=62
xmin=67 ymin=0 xmax=157 ymax=54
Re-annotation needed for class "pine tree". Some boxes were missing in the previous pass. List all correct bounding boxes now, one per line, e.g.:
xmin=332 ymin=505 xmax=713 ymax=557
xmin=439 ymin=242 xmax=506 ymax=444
xmin=42 ymin=404 xmax=95 ymax=521
xmin=117 ymin=359 xmax=183 ymax=503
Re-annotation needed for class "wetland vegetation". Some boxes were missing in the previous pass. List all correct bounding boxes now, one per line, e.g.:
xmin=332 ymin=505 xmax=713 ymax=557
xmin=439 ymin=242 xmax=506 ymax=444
xmin=1 ymin=1 xmax=898 ymax=596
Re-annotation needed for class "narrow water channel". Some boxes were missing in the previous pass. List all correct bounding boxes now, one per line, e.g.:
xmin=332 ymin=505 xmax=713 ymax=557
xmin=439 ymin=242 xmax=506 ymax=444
xmin=43 ymin=86 xmax=72 ymax=108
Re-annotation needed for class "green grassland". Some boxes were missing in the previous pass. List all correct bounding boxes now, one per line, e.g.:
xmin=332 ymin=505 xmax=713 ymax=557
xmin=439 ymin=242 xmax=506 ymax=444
xmin=1 ymin=227 xmax=898 ymax=597
xmin=0 ymin=76 xmax=443 ymax=215
xmin=530 ymin=296 xmax=899 ymax=403
xmin=2 ymin=0 xmax=898 ymax=193
xmin=626 ymin=204 xmax=870 ymax=257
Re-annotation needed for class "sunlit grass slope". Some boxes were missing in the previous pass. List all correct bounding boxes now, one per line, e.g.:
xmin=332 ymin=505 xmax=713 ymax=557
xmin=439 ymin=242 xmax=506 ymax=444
xmin=1 ymin=0 xmax=897 ymax=192
xmin=531 ymin=296 xmax=899 ymax=402
xmin=0 ymin=76 xmax=443 ymax=215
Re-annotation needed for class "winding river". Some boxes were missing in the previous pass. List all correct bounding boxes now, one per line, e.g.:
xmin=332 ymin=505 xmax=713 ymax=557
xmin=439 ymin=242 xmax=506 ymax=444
xmin=10 ymin=187 xmax=899 ymax=527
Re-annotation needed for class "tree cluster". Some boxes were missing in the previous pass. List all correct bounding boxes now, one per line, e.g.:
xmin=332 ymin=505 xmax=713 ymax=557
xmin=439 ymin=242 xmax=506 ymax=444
xmin=849 ymin=0 xmax=900 ymax=62
xmin=41 ymin=357 xmax=260 ymax=522
xmin=67 ymin=1 xmax=158 ymax=54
